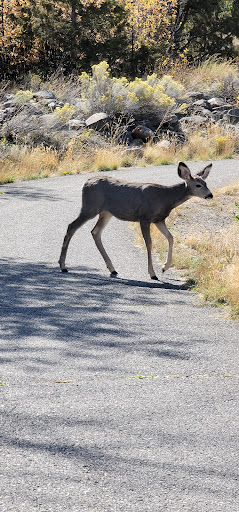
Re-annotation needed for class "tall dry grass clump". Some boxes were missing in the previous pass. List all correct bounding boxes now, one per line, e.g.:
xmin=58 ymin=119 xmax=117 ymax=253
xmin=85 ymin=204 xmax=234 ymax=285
xmin=183 ymin=225 xmax=239 ymax=312
xmin=181 ymin=58 xmax=239 ymax=100
xmin=0 ymin=141 xmax=130 ymax=183
xmin=0 ymin=145 xmax=59 ymax=183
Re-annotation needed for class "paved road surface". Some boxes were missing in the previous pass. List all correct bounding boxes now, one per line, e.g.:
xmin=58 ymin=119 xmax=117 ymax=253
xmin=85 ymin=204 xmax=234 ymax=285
xmin=0 ymin=160 xmax=239 ymax=511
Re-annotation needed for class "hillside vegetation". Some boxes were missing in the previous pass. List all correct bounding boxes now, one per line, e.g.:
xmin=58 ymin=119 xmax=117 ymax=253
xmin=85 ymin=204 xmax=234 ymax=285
xmin=1 ymin=59 xmax=239 ymax=184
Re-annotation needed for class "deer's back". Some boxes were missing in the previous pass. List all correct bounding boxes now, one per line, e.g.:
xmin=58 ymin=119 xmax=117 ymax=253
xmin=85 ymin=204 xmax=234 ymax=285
xmin=82 ymin=176 xmax=170 ymax=222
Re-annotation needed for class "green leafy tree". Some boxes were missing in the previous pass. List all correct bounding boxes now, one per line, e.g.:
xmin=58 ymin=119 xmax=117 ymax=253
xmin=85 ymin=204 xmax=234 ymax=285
xmin=0 ymin=0 xmax=128 ymax=79
xmin=171 ymin=0 xmax=238 ymax=62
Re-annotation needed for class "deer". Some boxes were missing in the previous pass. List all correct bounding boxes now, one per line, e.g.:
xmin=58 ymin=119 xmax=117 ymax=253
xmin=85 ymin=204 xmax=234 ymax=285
xmin=59 ymin=161 xmax=213 ymax=280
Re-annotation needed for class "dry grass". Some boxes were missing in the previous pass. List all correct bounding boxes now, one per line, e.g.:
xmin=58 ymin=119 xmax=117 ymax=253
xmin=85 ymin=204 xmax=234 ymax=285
xmin=183 ymin=225 xmax=239 ymax=312
xmin=0 ymin=142 xmax=128 ymax=183
xmin=0 ymin=121 xmax=238 ymax=184
xmin=181 ymin=58 xmax=239 ymax=100
xmin=138 ymin=122 xmax=239 ymax=168
xmin=0 ymin=145 xmax=59 ymax=183
xmin=215 ymin=180 xmax=239 ymax=197
xmin=132 ymin=185 xmax=239 ymax=319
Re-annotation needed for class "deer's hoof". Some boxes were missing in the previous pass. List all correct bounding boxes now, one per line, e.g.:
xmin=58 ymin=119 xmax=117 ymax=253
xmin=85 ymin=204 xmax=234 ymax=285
xmin=110 ymin=271 xmax=118 ymax=277
xmin=61 ymin=268 xmax=68 ymax=273
xmin=151 ymin=275 xmax=158 ymax=281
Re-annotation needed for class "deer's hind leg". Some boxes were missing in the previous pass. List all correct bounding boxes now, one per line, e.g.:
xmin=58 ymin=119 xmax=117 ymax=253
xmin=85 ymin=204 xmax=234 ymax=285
xmin=59 ymin=209 xmax=96 ymax=272
xmin=91 ymin=211 xmax=117 ymax=276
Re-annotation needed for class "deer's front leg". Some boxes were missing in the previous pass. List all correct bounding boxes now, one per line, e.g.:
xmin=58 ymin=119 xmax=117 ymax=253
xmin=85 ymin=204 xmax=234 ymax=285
xmin=140 ymin=220 xmax=158 ymax=280
xmin=155 ymin=220 xmax=173 ymax=272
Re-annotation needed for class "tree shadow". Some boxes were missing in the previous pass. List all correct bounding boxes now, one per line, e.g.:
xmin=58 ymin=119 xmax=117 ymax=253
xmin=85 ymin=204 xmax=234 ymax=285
xmin=1 ymin=406 xmax=238 ymax=509
xmin=0 ymin=258 xmax=207 ymax=376
xmin=0 ymin=183 xmax=62 ymax=202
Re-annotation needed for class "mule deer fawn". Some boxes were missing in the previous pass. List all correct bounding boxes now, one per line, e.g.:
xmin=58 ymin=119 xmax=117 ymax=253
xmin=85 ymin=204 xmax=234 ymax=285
xmin=59 ymin=162 xmax=213 ymax=279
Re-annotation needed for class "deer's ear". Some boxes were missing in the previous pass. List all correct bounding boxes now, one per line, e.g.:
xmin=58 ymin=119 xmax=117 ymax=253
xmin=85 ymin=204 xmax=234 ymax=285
xmin=178 ymin=162 xmax=191 ymax=181
xmin=197 ymin=163 xmax=212 ymax=180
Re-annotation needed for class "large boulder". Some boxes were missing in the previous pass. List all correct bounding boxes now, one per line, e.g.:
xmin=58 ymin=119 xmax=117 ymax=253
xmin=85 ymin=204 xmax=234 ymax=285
xmin=193 ymin=99 xmax=211 ymax=110
xmin=179 ymin=115 xmax=207 ymax=127
xmin=131 ymin=125 xmax=154 ymax=142
xmin=33 ymin=90 xmax=56 ymax=100
xmin=85 ymin=112 xmax=109 ymax=130
xmin=33 ymin=90 xmax=57 ymax=106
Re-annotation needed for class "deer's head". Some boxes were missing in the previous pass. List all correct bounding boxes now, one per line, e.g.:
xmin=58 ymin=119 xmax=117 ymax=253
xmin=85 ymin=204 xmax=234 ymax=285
xmin=178 ymin=162 xmax=213 ymax=199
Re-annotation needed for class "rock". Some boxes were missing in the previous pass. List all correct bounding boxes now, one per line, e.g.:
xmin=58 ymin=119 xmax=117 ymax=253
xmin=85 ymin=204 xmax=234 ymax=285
xmin=208 ymin=97 xmax=225 ymax=108
xmin=85 ymin=112 xmax=109 ymax=130
xmin=33 ymin=90 xmax=56 ymax=100
xmin=67 ymin=119 xmax=86 ymax=130
xmin=226 ymin=108 xmax=239 ymax=124
xmin=131 ymin=125 xmax=154 ymax=142
xmin=129 ymin=138 xmax=144 ymax=146
xmin=38 ymin=114 xmax=60 ymax=128
xmin=212 ymin=104 xmax=232 ymax=112
xmin=5 ymin=94 xmax=14 ymax=101
xmin=193 ymin=99 xmax=211 ymax=109
xmin=157 ymin=140 xmax=171 ymax=150
xmin=0 ymin=109 xmax=7 ymax=122
xmin=201 ymin=108 xmax=214 ymax=118
xmin=165 ymin=114 xmax=179 ymax=127
xmin=186 ymin=92 xmax=207 ymax=101
xmin=47 ymin=101 xmax=59 ymax=111
xmin=180 ymin=115 xmax=207 ymax=127
xmin=4 ymin=107 xmax=17 ymax=117
xmin=3 ymin=100 xmax=15 ymax=109
xmin=59 ymin=129 xmax=87 ymax=140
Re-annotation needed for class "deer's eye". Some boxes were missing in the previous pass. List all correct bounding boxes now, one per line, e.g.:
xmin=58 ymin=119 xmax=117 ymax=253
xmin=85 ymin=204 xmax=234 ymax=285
xmin=196 ymin=184 xmax=202 ymax=188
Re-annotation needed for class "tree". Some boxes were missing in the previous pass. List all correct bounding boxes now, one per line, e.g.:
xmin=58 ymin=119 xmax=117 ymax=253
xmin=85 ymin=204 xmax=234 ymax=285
xmin=172 ymin=0 xmax=238 ymax=62
xmin=0 ymin=0 xmax=238 ymax=80
xmin=0 ymin=0 xmax=128 ymax=79
xmin=122 ymin=0 xmax=179 ymax=74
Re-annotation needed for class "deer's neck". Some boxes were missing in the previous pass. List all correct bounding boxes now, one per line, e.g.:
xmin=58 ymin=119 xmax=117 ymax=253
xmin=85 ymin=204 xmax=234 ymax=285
xmin=169 ymin=183 xmax=191 ymax=210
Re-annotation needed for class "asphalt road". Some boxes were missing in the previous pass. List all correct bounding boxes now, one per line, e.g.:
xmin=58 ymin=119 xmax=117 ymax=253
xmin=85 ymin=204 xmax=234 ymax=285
xmin=0 ymin=159 xmax=239 ymax=512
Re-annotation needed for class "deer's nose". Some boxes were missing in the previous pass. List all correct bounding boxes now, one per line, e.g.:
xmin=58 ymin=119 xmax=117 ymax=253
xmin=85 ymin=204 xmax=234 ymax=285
xmin=206 ymin=192 xmax=213 ymax=199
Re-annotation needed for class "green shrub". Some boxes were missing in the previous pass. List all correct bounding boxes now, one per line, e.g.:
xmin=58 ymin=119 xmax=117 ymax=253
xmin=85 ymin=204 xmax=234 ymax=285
xmin=78 ymin=61 xmax=183 ymax=117
xmin=55 ymin=102 xmax=76 ymax=122
xmin=13 ymin=90 xmax=34 ymax=104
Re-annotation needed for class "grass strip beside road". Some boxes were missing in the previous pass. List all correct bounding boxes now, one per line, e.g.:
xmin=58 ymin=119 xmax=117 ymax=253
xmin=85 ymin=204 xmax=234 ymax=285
xmin=132 ymin=182 xmax=239 ymax=319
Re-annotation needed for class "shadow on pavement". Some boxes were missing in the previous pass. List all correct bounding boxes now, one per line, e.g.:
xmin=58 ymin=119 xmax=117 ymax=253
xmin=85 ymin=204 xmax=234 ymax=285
xmin=0 ymin=183 xmax=62 ymax=202
xmin=0 ymin=258 xmax=205 ymax=377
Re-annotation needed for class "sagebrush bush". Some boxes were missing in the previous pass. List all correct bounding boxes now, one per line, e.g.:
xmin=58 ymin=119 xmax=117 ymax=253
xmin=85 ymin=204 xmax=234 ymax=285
xmin=78 ymin=61 xmax=183 ymax=117
xmin=55 ymin=102 xmax=76 ymax=122
xmin=13 ymin=90 xmax=34 ymax=104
